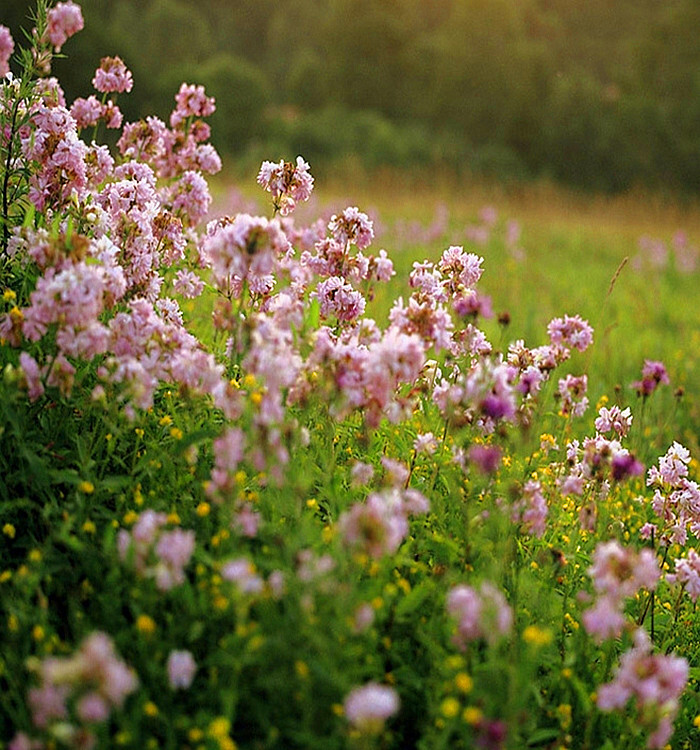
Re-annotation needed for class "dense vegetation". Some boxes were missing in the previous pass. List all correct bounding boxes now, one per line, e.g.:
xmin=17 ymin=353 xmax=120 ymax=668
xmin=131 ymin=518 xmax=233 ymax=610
xmin=3 ymin=0 xmax=700 ymax=191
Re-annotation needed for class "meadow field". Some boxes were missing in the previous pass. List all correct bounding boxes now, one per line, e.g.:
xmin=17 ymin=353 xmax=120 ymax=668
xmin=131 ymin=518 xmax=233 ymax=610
xmin=4 ymin=3 xmax=700 ymax=750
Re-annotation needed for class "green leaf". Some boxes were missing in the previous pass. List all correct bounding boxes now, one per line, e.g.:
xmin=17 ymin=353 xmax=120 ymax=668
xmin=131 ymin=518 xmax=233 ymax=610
xmin=23 ymin=203 xmax=35 ymax=228
xmin=175 ymin=426 xmax=221 ymax=454
xmin=306 ymin=297 xmax=320 ymax=330
xmin=526 ymin=728 xmax=560 ymax=746
xmin=395 ymin=581 xmax=432 ymax=619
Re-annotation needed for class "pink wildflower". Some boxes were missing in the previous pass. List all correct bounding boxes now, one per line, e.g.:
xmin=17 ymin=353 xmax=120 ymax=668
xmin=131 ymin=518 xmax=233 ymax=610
xmin=557 ymin=374 xmax=589 ymax=417
xmin=597 ymin=628 xmax=688 ymax=749
xmin=170 ymin=83 xmax=216 ymax=128
xmin=581 ymin=595 xmax=627 ymax=643
xmin=28 ymin=683 xmax=69 ymax=728
xmin=414 ymin=432 xmax=438 ymax=455
xmin=257 ymin=156 xmax=314 ymax=215
xmin=30 ymin=631 xmax=136 ymax=733
xmin=76 ymin=692 xmax=109 ymax=723
xmin=447 ymin=582 xmax=513 ymax=648
xmin=343 ymin=683 xmax=400 ymax=732
xmin=547 ymin=314 xmax=594 ymax=352
xmin=316 ymin=276 xmax=366 ymax=322
xmin=351 ymin=461 xmax=375 ymax=486
xmin=154 ymin=529 xmax=196 ymax=590
xmin=589 ymin=540 xmax=660 ymax=599
xmin=169 ymin=170 xmax=211 ymax=226
xmin=339 ymin=488 xmax=428 ymax=559
xmin=632 ymin=359 xmax=670 ymax=397
xmin=19 ymin=352 xmax=45 ymax=402
xmin=221 ymin=558 xmax=264 ymax=594
xmin=328 ymin=206 xmax=374 ymax=249
xmin=667 ymin=549 xmax=700 ymax=602
xmin=582 ymin=541 xmax=659 ymax=643
xmin=0 ymin=25 xmax=14 ymax=77
xmin=70 ymin=96 xmax=104 ymax=129
xmin=512 ymin=479 xmax=548 ymax=537
xmin=173 ymin=269 xmax=204 ymax=298
xmin=595 ymin=405 xmax=633 ymax=437
xmin=45 ymin=1 xmax=84 ymax=51
xmin=438 ymin=245 xmax=484 ymax=290
xmin=92 ymin=56 xmax=133 ymax=94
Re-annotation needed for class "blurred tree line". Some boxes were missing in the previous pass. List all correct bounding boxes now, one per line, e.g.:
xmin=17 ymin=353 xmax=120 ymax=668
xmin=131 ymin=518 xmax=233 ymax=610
xmin=4 ymin=0 xmax=700 ymax=192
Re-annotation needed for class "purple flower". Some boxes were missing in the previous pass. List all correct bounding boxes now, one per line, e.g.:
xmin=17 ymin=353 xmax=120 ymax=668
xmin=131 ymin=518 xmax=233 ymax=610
xmin=467 ymin=444 xmax=502 ymax=475
xmin=611 ymin=452 xmax=644 ymax=481
xmin=632 ymin=359 xmax=670 ymax=397
xmin=167 ymin=650 xmax=197 ymax=690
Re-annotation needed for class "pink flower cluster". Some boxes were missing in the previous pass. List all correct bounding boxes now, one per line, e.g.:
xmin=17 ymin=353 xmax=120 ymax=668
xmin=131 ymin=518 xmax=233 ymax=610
xmin=296 ymin=324 xmax=426 ymax=428
xmin=117 ymin=510 xmax=196 ymax=590
xmin=0 ymin=25 xmax=14 ymax=77
xmin=433 ymin=359 xmax=516 ymax=434
xmin=92 ymin=55 xmax=133 ymax=94
xmin=16 ymin=632 xmax=136 ymax=749
xmin=633 ymin=231 xmax=699 ymax=275
xmin=202 ymin=213 xmax=291 ymax=296
xmin=45 ymin=1 xmax=84 ymax=51
xmin=595 ymin=404 xmax=633 ymax=437
xmin=166 ymin=650 xmax=197 ymax=690
xmin=559 ymin=412 xmax=644 ymax=529
xmin=339 ymin=487 xmax=429 ymax=559
xmin=328 ymin=206 xmax=374 ymax=250
xmin=257 ymin=156 xmax=314 ymax=216
xmin=21 ymin=104 xmax=88 ymax=211
xmin=547 ymin=314 xmax=594 ymax=353
xmin=446 ymin=581 xmax=513 ymax=648
xmin=644 ymin=441 xmax=700 ymax=546
xmin=118 ymin=84 xmax=221 ymax=180
xmin=582 ymin=540 xmax=659 ymax=643
xmin=556 ymin=373 xmax=589 ymax=418
xmin=511 ymin=479 xmax=548 ymax=537
xmin=597 ymin=628 xmax=688 ymax=749
xmin=667 ymin=548 xmax=700 ymax=602
xmin=632 ymin=359 xmax=670 ymax=398
xmin=343 ymin=682 xmax=400 ymax=732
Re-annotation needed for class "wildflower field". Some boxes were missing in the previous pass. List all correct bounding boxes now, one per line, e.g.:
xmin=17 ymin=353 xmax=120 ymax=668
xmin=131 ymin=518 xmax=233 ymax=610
xmin=4 ymin=3 xmax=700 ymax=749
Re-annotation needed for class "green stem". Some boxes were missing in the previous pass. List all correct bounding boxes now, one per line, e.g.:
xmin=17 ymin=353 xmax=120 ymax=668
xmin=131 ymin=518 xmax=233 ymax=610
xmin=1 ymin=95 xmax=21 ymax=257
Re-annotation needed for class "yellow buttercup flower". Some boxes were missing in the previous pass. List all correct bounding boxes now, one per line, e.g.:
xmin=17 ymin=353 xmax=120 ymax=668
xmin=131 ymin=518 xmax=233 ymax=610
xmin=440 ymin=697 xmax=460 ymax=719
xmin=136 ymin=615 xmax=156 ymax=634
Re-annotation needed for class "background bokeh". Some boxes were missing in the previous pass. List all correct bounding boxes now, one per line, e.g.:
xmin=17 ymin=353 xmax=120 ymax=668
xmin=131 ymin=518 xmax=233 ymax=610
xmin=3 ymin=0 xmax=700 ymax=192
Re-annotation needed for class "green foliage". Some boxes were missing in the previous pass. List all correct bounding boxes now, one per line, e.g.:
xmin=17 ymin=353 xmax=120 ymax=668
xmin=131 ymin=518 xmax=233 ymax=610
xmin=4 ymin=0 xmax=700 ymax=190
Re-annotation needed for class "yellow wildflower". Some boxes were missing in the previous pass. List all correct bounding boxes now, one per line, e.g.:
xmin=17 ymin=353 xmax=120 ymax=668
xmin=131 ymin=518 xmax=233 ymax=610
xmin=136 ymin=615 xmax=156 ymax=634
